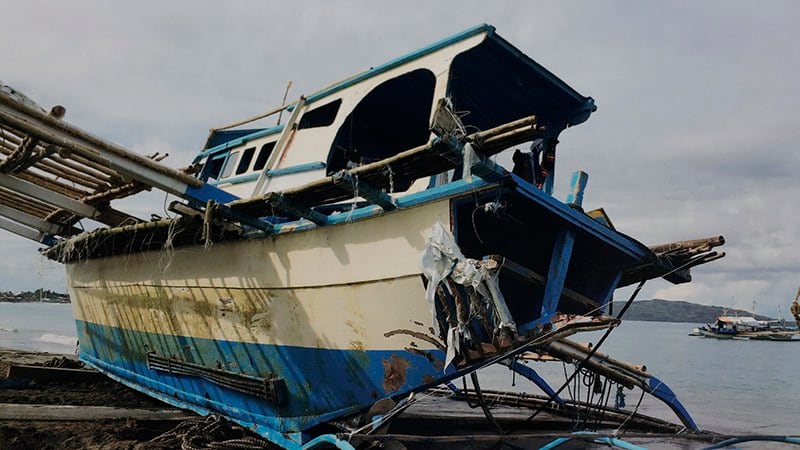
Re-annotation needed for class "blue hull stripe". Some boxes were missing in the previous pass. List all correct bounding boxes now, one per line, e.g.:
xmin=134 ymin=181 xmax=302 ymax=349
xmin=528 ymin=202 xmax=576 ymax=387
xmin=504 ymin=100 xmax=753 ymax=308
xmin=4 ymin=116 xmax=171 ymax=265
xmin=75 ymin=320 xmax=445 ymax=432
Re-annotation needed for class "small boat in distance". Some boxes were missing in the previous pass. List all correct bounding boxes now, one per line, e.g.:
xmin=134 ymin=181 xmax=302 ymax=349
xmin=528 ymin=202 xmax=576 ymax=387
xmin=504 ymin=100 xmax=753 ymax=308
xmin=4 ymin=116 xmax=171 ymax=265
xmin=696 ymin=315 xmax=800 ymax=341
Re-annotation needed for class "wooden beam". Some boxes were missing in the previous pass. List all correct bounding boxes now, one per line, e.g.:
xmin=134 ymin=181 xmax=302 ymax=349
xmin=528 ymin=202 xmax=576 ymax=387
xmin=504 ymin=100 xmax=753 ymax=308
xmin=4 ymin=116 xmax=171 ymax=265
xmin=0 ymin=173 xmax=97 ymax=218
xmin=0 ymin=216 xmax=51 ymax=244
xmin=0 ymin=204 xmax=62 ymax=235
xmin=252 ymin=96 xmax=307 ymax=196
xmin=0 ymin=403 xmax=193 ymax=422
xmin=262 ymin=192 xmax=327 ymax=225
xmin=332 ymin=170 xmax=396 ymax=211
xmin=541 ymin=229 xmax=576 ymax=321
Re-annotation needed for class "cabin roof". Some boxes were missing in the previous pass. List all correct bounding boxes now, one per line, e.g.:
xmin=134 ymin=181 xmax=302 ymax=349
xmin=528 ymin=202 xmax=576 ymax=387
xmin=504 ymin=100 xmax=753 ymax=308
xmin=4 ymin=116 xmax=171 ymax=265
xmin=199 ymin=24 xmax=596 ymax=158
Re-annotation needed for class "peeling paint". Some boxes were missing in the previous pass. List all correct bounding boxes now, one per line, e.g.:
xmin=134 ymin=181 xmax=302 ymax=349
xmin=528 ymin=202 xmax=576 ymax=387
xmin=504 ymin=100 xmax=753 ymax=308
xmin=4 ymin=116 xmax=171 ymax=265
xmin=384 ymin=329 xmax=445 ymax=351
xmin=381 ymin=354 xmax=410 ymax=393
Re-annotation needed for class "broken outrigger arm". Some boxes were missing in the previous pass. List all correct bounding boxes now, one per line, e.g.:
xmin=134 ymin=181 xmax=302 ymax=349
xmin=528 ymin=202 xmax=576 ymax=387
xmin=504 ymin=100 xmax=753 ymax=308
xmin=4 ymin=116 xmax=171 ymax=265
xmin=0 ymin=84 xmax=269 ymax=246
xmin=539 ymin=337 xmax=699 ymax=431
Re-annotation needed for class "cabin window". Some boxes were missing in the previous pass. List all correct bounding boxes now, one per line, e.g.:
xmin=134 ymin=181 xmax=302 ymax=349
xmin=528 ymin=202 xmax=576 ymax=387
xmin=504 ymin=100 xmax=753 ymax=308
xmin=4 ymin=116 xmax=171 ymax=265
xmin=220 ymin=151 xmax=239 ymax=179
xmin=298 ymin=99 xmax=341 ymax=130
xmin=200 ymin=153 xmax=227 ymax=181
xmin=253 ymin=142 xmax=276 ymax=171
xmin=326 ymin=69 xmax=436 ymax=190
xmin=236 ymin=147 xmax=256 ymax=174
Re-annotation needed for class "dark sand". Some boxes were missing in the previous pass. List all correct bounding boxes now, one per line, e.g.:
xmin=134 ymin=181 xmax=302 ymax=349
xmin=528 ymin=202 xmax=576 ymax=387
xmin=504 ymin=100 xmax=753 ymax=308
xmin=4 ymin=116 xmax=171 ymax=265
xmin=0 ymin=348 xmax=274 ymax=450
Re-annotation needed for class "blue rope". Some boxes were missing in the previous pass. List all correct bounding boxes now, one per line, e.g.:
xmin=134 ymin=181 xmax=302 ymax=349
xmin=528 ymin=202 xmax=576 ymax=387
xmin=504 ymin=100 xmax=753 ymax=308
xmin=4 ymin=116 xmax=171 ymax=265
xmin=537 ymin=432 xmax=647 ymax=450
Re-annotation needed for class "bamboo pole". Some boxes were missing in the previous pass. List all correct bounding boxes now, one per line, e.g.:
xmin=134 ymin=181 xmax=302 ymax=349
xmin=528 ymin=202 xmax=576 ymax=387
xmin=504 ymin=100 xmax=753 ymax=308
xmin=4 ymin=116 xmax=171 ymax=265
xmin=0 ymin=192 xmax=53 ymax=217
xmin=50 ymin=154 xmax=114 ymax=183
xmin=0 ymin=92 xmax=202 ymax=187
xmin=467 ymin=115 xmax=538 ymax=143
xmin=211 ymin=99 xmax=295 ymax=132
xmin=0 ymin=143 xmax=108 ymax=191
xmin=15 ymin=171 xmax=90 ymax=198
xmin=546 ymin=341 xmax=642 ymax=390
xmin=557 ymin=338 xmax=649 ymax=377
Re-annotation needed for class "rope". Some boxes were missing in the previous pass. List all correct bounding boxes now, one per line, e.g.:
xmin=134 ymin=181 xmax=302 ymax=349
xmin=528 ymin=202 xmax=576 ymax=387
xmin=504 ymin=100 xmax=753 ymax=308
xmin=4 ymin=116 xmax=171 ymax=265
xmin=521 ymin=279 xmax=647 ymax=425
xmin=149 ymin=415 xmax=273 ymax=450
xmin=615 ymin=386 xmax=646 ymax=435
xmin=469 ymin=371 xmax=505 ymax=434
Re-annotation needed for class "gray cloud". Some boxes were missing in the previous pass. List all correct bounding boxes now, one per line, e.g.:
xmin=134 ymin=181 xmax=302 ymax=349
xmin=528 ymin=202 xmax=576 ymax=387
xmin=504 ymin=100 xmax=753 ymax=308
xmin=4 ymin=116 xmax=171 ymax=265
xmin=1 ymin=1 xmax=797 ymax=315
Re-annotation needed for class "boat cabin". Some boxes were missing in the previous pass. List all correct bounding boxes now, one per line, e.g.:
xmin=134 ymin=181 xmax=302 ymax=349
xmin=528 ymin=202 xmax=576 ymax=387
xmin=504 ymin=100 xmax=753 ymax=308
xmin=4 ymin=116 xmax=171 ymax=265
xmin=714 ymin=316 xmax=769 ymax=333
xmin=192 ymin=24 xmax=596 ymax=201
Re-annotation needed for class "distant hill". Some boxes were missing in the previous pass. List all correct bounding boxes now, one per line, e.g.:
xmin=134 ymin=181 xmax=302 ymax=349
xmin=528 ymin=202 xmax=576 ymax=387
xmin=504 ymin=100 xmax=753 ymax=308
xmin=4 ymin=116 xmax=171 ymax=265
xmin=610 ymin=299 xmax=774 ymax=324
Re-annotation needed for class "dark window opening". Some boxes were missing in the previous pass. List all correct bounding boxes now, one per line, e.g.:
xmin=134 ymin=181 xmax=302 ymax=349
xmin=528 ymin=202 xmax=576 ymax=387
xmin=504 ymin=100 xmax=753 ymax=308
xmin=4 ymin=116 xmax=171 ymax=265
xmin=220 ymin=151 xmax=239 ymax=179
xmin=298 ymin=99 xmax=342 ymax=130
xmin=253 ymin=142 xmax=276 ymax=171
xmin=326 ymin=69 xmax=436 ymax=191
xmin=236 ymin=147 xmax=256 ymax=174
xmin=200 ymin=154 xmax=226 ymax=181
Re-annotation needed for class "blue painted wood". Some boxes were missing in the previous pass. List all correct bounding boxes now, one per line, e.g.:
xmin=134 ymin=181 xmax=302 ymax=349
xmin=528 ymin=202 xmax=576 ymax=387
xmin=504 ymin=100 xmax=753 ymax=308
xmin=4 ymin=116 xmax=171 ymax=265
xmin=296 ymin=24 xmax=494 ymax=108
xmin=565 ymin=170 xmax=588 ymax=207
xmin=509 ymin=173 xmax=649 ymax=261
xmin=193 ymin=125 xmax=284 ymax=163
xmin=331 ymin=171 xmax=396 ymax=211
xmin=208 ymin=162 xmax=326 ymax=186
xmin=76 ymin=320 xmax=444 ymax=437
xmin=506 ymin=360 xmax=564 ymax=405
xmin=209 ymin=172 xmax=260 ymax=186
xmin=647 ymin=375 xmax=699 ymax=432
xmin=543 ymin=169 xmax=555 ymax=195
xmin=601 ymin=270 xmax=623 ymax=314
xmin=183 ymin=183 xmax=239 ymax=203
xmin=540 ymin=229 xmax=576 ymax=322
xmin=267 ymin=161 xmax=326 ymax=177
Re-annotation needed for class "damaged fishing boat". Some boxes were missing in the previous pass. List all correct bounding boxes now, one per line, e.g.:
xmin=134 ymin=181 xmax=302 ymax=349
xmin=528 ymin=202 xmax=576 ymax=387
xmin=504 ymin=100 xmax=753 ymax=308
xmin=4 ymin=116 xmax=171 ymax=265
xmin=0 ymin=25 xmax=727 ymax=448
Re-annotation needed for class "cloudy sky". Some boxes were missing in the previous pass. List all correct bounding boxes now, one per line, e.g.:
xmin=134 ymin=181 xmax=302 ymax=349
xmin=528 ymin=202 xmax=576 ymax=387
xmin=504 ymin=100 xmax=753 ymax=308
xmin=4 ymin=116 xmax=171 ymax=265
xmin=2 ymin=2 xmax=798 ymax=316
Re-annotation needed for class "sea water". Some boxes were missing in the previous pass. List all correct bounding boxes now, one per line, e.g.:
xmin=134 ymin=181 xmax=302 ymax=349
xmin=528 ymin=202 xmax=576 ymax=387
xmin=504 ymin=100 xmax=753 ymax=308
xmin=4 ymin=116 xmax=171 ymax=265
xmin=0 ymin=303 xmax=796 ymax=435
xmin=479 ymin=320 xmax=800 ymax=435
xmin=0 ymin=302 xmax=77 ymax=354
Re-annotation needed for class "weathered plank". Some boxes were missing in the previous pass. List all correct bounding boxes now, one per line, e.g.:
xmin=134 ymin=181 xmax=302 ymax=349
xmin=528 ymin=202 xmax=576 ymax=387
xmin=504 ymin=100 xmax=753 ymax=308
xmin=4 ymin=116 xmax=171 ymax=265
xmin=0 ymin=403 xmax=193 ymax=421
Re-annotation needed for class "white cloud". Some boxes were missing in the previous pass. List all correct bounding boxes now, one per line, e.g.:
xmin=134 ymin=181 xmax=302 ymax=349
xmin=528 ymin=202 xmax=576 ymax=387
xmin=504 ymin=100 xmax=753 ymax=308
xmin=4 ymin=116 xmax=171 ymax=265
xmin=1 ymin=2 xmax=797 ymax=312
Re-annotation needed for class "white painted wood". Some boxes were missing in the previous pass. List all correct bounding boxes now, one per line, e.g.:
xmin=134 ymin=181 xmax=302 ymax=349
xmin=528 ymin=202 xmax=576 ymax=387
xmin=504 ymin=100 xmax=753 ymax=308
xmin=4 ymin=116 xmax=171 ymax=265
xmin=0 ymin=215 xmax=45 ymax=242
xmin=0 ymin=204 xmax=61 ymax=234
xmin=65 ymin=200 xmax=451 ymax=350
xmin=0 ymin=173 xmax=97 ymax=218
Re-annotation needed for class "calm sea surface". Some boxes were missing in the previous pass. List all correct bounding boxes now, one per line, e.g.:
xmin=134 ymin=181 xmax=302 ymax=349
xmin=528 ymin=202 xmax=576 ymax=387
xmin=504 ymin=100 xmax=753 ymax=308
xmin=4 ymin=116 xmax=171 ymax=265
xmin=0 ymin=303 xmax=797 ymax=435
xmin=479 ymin=320 xmax=800 ymax=435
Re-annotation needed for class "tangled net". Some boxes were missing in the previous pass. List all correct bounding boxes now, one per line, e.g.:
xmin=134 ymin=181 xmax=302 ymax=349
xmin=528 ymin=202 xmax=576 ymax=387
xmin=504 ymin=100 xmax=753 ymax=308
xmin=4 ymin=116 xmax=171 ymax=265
xmin=149 ymin=415 xmax=275 ymax=450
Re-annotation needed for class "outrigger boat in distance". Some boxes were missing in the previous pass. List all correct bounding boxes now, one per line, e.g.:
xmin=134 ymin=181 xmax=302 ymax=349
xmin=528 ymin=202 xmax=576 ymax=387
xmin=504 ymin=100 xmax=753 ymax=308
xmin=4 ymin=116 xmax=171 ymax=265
xmin=696 ymin=315 xmax=800 ymax=341
xmin=0 ymin=25 xmax=729 ymax=448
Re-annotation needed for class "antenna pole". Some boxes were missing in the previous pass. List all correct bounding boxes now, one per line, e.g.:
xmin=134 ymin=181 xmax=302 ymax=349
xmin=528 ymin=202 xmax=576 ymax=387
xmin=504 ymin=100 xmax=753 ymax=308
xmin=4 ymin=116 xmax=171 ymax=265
xmin=277 ymin=81 xmax=293 ymax=126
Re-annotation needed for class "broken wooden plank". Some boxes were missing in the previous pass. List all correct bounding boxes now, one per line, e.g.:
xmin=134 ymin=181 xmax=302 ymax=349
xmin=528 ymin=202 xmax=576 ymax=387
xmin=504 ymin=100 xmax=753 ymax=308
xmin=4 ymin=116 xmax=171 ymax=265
xmin=0 ymin=403 xmax=193 ymax=421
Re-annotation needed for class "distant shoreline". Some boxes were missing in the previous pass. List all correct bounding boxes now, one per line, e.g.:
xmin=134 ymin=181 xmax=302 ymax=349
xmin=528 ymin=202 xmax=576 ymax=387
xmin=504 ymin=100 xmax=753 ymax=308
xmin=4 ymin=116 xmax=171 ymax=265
xmin=0 ymin=290 xmax=70 ymax=304
xmin=0 ymin=300 xmax=70 ymax=304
